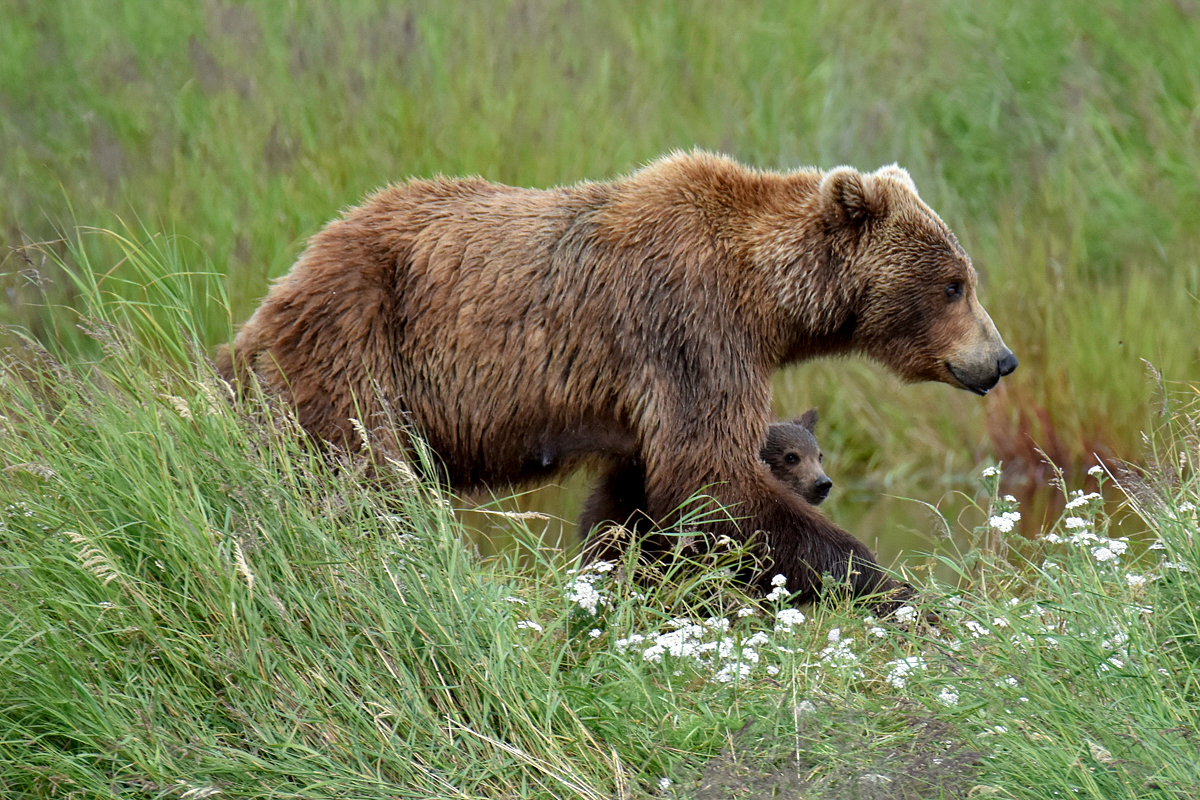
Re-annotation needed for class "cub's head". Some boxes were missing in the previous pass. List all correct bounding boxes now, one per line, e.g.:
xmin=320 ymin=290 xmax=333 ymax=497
xmin=816 ymin=165 xmax=1017 ymax=395
xmin=760 ymin=408 xmax=832 ymax=505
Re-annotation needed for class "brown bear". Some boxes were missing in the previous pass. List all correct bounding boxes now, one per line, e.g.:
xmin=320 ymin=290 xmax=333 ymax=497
xmin=218 ymin=150 xmax=1016 ymax=607
xmin=579 ymin=408 xmax=834 ymax=565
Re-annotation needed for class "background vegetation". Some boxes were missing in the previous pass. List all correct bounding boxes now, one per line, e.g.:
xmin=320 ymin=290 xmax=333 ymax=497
xmin=2 ymin=1 xmax=1199 ymax=796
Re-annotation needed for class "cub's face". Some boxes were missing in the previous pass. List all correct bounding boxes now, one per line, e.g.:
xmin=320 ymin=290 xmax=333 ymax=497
xmin=760 ymin=409 xmax=832 ymax=506
xmin=821 ymin=166 xmax=1018 ymax=395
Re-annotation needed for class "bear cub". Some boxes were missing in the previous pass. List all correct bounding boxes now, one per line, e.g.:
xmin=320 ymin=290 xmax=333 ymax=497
xmin=762 ymin=408 xmax=832 ymax=506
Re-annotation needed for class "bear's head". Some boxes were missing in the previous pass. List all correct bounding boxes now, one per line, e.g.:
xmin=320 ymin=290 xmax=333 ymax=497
xmin=760 ymin=408 xmax=832 ymax=506
xmin=820 ymin=165 xmax=1016 ymax=394
xmin=758 ymin=164 xmax=1016 ymax=394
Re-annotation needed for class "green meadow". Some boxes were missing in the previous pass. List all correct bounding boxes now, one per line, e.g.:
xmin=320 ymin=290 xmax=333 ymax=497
xmin=2 ymin=1 xmax=1199 ymax=797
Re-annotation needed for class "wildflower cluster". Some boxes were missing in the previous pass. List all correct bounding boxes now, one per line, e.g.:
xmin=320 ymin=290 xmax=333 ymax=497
xmin=614 ymin=612 xmax=796 ymax=684
xmin=564 ymin=560 xmax=616 ymax=616
xmin=976 ymin=466 xmax=1022 ymax=541
xmin=1037 ymin=484 xmax=1141 ymax=571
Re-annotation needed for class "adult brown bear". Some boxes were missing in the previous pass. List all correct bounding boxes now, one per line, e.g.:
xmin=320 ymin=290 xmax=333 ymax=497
xmin=219 ymin=150 xmax=1016 ymax=606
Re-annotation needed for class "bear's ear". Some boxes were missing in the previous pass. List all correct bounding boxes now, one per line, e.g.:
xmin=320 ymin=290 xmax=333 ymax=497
xmin=873 ymin=164 xmax=918 ymax=195
xmin=819 ymin=167 xmax=882 ymax=227
xmin=796 ymin=408 xmax=819 ymax=432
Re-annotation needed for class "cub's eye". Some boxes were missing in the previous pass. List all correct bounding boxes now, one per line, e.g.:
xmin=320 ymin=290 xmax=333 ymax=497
xmin=818 ymin=452 xmax=823 ymax=463
xmin=784 ymin=453 xmax=800 ymax=465
xmin=945 ymin=283 xmax=963 ymax=300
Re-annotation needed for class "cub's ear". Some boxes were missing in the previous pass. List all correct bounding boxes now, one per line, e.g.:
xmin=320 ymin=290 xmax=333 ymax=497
xmin=796 ymin=408 xmax=819 ymax=432
xmin=819 ymin=167 xmax=882 ymax=226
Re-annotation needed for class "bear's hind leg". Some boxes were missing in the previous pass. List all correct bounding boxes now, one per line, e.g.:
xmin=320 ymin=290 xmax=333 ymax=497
xmin=579 ymin=457 xmax=654 ymax=565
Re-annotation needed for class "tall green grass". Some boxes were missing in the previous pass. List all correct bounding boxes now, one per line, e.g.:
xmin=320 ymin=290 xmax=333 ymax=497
xmin=2 ymin=235 xmax=1199 ymax=798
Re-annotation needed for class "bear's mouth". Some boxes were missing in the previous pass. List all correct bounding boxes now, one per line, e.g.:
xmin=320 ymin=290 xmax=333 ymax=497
xmin=945 ymin=362 xmax=998 ymax=396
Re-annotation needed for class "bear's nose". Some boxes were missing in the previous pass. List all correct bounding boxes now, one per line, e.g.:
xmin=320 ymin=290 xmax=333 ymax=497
xmin=997 ymin=350 xmax=1018 ymax=377
xmin=815 ymin=477 xmax=832 ymax=496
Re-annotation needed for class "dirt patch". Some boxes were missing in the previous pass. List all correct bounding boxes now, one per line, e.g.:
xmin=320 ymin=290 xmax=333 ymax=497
xmin=670 ymin=700 xmax=984 ymax=800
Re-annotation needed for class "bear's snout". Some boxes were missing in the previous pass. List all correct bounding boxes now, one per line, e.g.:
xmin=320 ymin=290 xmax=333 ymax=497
xmin=998 ymin=350 xmax=1018 ymax=377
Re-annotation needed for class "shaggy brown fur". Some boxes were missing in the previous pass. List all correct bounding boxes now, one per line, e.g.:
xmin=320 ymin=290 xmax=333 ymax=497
xmin=219 ymin=150 xmax=1016 ymax=605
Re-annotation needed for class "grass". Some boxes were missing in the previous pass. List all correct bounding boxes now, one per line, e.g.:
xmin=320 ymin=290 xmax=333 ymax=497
xmin=1 ymin=234 xmax=1199 ymax=799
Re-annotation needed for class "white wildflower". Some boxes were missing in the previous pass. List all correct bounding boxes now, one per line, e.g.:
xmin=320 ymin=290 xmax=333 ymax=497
xmin=981 ymin=466 xmax=999 ymax=478
xmin=1064 ymin=517 xmax=1088 ymax=529
xmin=566 ymin=575 xmax=609 ymax=615
xmin=713 ymin=662 xmax=752 ymax=683
xmin=658 ymin=777 xmax=672 ymax=791
xmin=615 ymin=634 xmax=645 ymax=652
xmin=1092 ymin=546 xmax=1118 ymax=563
xmin=651 ymin=625 xmax=706 ymax=659
xmin=642 ymin=644 xmax=665 ymax=663
xmin=737 ymin=606 xmax=757 ymax=617
xmin=516 ymin=620 xmax=543 ymax=633
xmin=589 ymin=628 xmax=602 ymax=638
xmin=774 ymin=608 xmax=807 ymax=632
xmin=988 ymin=510 xmax=1021 ymax=533
xmin=819 ymin=629 xmax=860 ymax=671
xmin=1065 ymin=491 xmax=1101 ymax=510
xmin=1125 ymin=573 xmax=1147 ymax=588
xmin=1088 ymin=465 xmax=1105 ymax=477
xmin=885 ymin=656 xmax=925 ymax=689
xmin=1003 ymin=495 xmax=1017 ymax=503
xmin=766 ymin=573 xmax=789 ymax=601
xmin=766 ymin=665 xmax=780 ymax=676
xmin=504 ymin=595 xmax=527 ymax=605
xmin=895 ymin=605 xmax=918 ymax=624
xmin=964 ymin=620 xmax=991 ymax=638
xmin=937 ymin=686 xmax=960 ymax=706
xmin=745 ymin=631 xmax=770 ymax=648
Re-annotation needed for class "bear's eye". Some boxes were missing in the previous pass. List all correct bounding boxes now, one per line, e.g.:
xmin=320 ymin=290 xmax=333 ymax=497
xmin=818 ymin=452 xmax=823 ymax=463
xmin=784 ymin=453 xmax=800 ymax=465
xmin=945 ymin=282 xmax=963 ymax=300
